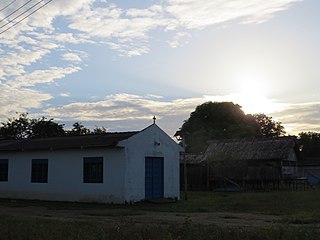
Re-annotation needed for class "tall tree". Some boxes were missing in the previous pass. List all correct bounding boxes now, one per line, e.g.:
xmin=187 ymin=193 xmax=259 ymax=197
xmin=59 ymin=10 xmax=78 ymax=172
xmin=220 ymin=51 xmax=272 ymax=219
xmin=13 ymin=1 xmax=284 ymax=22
xmin=177 ymin=102 xmax=286 ymax=153
xmin=178 ymin=102 xmax=257 ymax=153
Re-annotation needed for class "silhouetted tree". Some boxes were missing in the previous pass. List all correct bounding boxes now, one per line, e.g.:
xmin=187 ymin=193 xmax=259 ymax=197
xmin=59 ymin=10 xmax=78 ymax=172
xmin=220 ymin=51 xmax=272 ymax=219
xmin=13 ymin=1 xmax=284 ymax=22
xmin=251 ymin=113 xmax=286 ymax=138
xmin=69 ymin=122 xmax=90 ymax=136
xmin=0 ymin=113 xmax=32 ymax=139
xmin=31 ymin=117 xmax=65 ymax=138
xmin=0 ymin=113 xmax=67 ymax=139
xmin=92 ymin=126 xmax=107 ymax=135
xmin=298 ymin=132 xmax=320 ymax=158
xmin=178 ymin=102 xmax=257 ymax=153
xmin=177 ymin=102 xmax=286 ymax=154
xmin=0 ymin=114 xmax=111 ymax=139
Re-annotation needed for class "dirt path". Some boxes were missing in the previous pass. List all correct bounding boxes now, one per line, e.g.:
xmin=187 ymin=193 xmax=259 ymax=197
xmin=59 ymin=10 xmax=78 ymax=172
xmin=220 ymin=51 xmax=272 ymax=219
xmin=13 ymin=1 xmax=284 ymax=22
xmin=0 ymin=204 xmax=280 ymax=227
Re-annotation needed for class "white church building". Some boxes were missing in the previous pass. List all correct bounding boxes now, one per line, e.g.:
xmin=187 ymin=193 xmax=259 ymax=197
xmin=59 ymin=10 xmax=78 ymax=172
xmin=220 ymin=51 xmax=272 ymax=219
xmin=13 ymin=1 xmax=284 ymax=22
xmin=0 ymin=123 xmax=182 ymax=203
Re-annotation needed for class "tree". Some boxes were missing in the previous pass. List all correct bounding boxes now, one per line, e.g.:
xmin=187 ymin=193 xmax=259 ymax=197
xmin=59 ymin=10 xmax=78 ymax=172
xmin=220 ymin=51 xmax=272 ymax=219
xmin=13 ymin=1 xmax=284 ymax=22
xmin=177 ymin=102 xmax=286 ymax=154
xmin=251 ymin=113 xmax=286 ymax=138
xmin=178 ymin=102 xmax=257 ymax=153
xmin=92 ymin=126 xmax=107 ymax=135
xmin=298 ymin=132 xmax=320 ymax=157
xmin=0 ymin=114 xmax=110 ymax=139
xmin=68 ymin=122 xmax=90 ymax=136
xmin=0 ymin=113 xmax=32 ymax=139
xmin=0 ymin=113 xmax=66 ymax=139
xmin=31 ymin=117 xmax=65 ymax=138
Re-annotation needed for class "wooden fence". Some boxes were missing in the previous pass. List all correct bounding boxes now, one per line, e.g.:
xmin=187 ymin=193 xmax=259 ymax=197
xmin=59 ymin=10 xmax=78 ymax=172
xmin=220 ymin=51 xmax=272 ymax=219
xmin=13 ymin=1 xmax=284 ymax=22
xmin=180 ymin=164 xmax=311 ymax=192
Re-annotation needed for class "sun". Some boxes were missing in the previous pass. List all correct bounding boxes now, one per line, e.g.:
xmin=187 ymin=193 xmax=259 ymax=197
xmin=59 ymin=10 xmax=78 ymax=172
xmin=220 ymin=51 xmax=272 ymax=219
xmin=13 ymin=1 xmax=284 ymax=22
xmin=204 ymin=72 xmax=285 ymax=115
xmin=237 ymin=76 xmax=265 ymax=97
xmin=234 ymin=74 xmax=277 ymax=114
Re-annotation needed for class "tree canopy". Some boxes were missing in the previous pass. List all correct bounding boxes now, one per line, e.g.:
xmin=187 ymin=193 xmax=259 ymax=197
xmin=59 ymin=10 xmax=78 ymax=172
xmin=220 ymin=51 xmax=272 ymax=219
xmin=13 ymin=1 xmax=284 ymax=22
xmin=0 ymin=113 xmax=32 ymax=139
xmin=251 ymin=113 xmax=285 ymax=138
xmin=31 ymin=117 xmax=66 ymax=138
xmin=68 ymin=122 xmax=91 ymax=136
xmin=0 ymin=113 xmax=108 ymax=140
xmin=177 ymin=102 xmax=286 ymax=153
xmin=298 ymin=132 xmax=320 ymax=158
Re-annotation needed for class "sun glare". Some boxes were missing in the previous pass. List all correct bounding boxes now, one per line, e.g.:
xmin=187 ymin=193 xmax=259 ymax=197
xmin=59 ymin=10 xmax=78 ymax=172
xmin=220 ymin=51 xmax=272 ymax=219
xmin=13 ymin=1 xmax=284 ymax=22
xmin=234 ymin=74 xmax=277 ymax=114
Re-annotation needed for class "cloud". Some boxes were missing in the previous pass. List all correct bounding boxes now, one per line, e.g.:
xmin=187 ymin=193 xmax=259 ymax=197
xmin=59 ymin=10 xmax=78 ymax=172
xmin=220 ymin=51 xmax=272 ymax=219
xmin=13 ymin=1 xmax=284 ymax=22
xmin=272 ymin=102 xmax=320 ymax=135
xmin=21 ymin=0 xmax=96 ymax=29
xmin=0 ymin=0 xmax=303 ymax=62
xmin=67 ymin=4 xmax=174 ymax=56
xmin=62 ymin=51 xmax=88 ymax=62
xmin=0 ymin=1 xmax=92 ymax=122
xmin=0 ymin=0 xmax=306 ymax=134
xmin=62 ymin=53 xmax=82 ymax=62
xmin=41 ymin=93 xmax=204 ymax=134
xmin=0 ymin=83 xmax=52 ymax=121
xmin=40 ymin=93 xmax=320 ymax=136
xmin=165 ymin=0 xmax=303 ymax=29
xmin=168 ymin=31 xmax=191 ymax=48
xmin=60 ymin=92 xmax=70 ymax=97
xmin=44 ymin=93 xmax=203 ymax=121
xmin=0 ymin=85 xmax=315 ymax=136
xmin=10 ymin=66 xmax=81 ymax=88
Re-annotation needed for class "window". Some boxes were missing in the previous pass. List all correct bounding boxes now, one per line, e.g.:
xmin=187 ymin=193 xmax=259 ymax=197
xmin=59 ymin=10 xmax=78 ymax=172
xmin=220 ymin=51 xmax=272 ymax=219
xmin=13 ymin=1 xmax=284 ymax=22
xmin=0 ymin=159 xmax=8 ymax=182
xmin=83 ymin=157 xmax=103 ymax=183
xmin=31 ymin=159 xmax=48 ymax=183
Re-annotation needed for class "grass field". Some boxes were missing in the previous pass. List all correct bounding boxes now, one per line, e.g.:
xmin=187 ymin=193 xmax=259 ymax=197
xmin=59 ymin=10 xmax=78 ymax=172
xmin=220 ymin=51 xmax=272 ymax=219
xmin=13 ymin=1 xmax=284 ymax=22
xmin=0 ymin=189 xmax=319 ymax=240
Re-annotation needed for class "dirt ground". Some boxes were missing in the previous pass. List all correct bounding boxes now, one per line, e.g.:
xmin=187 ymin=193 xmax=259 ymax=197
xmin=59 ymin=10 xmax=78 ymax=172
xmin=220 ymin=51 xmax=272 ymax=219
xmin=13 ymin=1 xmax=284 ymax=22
xmin=0 ymin=203 xmax=280 ymax=227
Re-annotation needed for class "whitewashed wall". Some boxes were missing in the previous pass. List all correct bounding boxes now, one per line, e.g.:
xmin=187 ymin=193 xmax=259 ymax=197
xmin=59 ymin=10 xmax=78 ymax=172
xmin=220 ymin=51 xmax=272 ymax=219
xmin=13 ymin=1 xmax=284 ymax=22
xmin=0 ymin=124 xmax=182 ymax=203
xmin=0 ymin=148 xmax=126 ymax=203
xmin=119 ymin=124 xmax=182 ymax=202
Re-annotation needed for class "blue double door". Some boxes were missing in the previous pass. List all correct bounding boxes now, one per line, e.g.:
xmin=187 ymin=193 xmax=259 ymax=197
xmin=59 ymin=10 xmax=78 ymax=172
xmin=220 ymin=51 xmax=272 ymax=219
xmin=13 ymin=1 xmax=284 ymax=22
xmin=145 ymin=157 xmax=164 ymax=199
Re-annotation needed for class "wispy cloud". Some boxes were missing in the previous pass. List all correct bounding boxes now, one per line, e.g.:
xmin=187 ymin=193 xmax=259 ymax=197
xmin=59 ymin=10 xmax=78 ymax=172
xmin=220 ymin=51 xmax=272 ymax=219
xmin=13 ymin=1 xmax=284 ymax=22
xmin=9 ymin=66 xmax=81 ymax=88
xmin=166 ymin=0 xmax=303 ymax=29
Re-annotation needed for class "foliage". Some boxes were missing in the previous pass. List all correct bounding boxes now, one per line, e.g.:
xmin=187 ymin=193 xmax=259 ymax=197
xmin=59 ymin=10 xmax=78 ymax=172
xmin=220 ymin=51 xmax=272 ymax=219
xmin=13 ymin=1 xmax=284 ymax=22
xmin=0 ymin=113 xmax=32 ymax=139
xmin=298 ymin=131 xmax=320 ymax=157
xmin=68 ymin=122 xmax=91 ymax=136
xmin=178 ymin=102 xmax=286 ymax=153
xmin=0 ymin=113 xmax=108 ymax=139
xmin=31 ymin=117 xmax=66 ymax=138
xmin=92 ymin=126 xmax=107 ymax=135
xmin=251 ymin=113 xmax=286 ymax=138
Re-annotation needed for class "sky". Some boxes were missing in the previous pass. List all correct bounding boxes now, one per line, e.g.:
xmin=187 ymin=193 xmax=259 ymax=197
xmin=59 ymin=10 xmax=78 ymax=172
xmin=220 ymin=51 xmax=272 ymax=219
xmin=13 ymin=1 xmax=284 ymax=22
xmin=0 ymin=0 xmax=320 ymax=137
